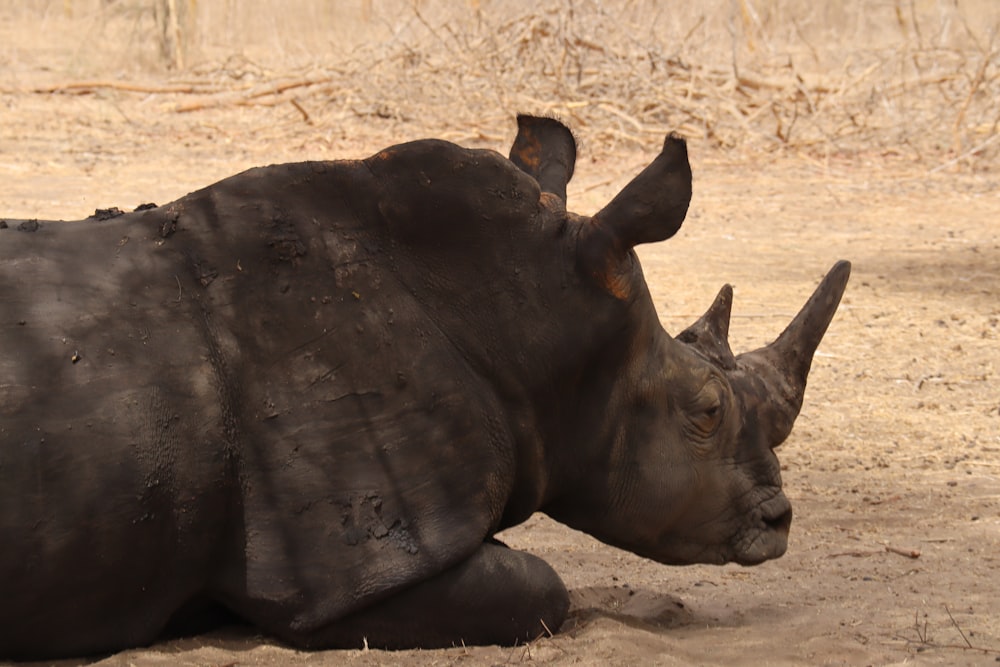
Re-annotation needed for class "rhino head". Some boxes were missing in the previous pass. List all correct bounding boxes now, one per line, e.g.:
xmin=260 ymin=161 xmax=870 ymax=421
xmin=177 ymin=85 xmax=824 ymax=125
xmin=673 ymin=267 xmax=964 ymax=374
xmin=507 ymin=116 xmax=850 ymax=566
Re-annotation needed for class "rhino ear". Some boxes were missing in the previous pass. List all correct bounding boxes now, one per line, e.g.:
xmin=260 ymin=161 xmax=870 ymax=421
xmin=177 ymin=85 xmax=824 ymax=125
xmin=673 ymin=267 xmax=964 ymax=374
xmin=508 ymin=115 xmax=577 ymax=204
xmin=578 ymin=133 xmax=692 ymax=299
xmin=592 ymin=133 xmax=691 ymax=248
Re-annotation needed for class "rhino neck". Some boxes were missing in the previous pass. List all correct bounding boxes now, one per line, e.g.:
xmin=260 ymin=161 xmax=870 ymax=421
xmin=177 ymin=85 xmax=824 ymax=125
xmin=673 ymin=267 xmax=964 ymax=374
xmin=480 ymin=238 xmax=684 ymax=533
xmin=477 ymin=296 xmax=626 ymax=531
xmin=495 ymin=275 xmax=664 ymax=531
xmin=535 ymin=286 xmax=673 ymax=535
xmin=384 ymin=204 xmax=656 ymax=532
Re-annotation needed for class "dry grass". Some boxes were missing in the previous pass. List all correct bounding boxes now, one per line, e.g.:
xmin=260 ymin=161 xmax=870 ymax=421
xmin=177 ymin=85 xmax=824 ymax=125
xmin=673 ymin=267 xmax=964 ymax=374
xmin=2 ymin=0 xmax=998 ymax=167
xmin=1 ymin=5 xmax=999 ymax=666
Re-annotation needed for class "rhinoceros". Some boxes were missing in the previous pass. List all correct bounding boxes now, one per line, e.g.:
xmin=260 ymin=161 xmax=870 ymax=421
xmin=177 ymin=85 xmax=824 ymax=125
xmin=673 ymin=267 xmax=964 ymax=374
xmin=0 ymin=116 xmax=849 ymax=660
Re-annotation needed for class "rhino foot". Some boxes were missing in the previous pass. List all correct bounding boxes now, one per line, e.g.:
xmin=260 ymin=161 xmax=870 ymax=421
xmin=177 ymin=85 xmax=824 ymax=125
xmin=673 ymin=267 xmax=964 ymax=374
xmin=284 ymin=541 xmax=568 ymax=650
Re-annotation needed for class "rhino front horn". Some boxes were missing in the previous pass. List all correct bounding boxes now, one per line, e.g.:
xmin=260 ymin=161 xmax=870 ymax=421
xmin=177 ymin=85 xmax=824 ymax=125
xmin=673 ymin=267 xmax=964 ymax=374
xmin=738 ymin=260 xmax=851 ymax=445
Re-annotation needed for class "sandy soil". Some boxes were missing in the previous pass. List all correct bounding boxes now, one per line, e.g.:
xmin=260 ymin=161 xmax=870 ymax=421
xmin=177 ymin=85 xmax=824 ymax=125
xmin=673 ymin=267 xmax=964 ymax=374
xmin=3 ymin=46 xmax=1000 ymax=667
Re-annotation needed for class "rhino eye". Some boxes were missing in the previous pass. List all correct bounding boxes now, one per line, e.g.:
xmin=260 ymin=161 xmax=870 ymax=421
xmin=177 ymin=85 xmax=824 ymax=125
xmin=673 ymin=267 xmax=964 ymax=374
xmin=691 ymin=402 xmax=722 ymax=436
xmin=689 ymin=381 xmax=725 ymax=437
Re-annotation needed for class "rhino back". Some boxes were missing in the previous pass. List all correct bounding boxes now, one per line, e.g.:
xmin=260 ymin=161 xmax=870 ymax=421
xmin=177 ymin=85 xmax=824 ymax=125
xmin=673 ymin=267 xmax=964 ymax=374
xmin=1 ymin=157 xmax=517 ymax=645
xmin=0 ymin=209 xmax=234 ymax=650
xmin=174 ymin=160 xmax=517 ymax=630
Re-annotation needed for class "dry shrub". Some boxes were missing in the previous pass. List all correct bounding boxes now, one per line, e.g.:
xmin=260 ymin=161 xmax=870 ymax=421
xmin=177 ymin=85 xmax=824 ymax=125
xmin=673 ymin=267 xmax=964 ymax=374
xmin=182 ymin=0 xmax=1000 ymax=166
xmin=8 ymin=0 xmax=999 ymax=167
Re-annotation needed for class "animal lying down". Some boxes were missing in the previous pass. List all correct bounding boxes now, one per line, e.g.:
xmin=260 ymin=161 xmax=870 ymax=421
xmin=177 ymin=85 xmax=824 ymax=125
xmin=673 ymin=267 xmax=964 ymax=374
xmin=0 ymin=116 xmax=850 ymax=659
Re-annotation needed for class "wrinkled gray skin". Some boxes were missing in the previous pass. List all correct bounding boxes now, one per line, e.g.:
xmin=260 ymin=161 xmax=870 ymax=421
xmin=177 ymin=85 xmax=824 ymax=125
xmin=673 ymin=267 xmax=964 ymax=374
xmin=0 ymin=116 xmax=849 ymax=660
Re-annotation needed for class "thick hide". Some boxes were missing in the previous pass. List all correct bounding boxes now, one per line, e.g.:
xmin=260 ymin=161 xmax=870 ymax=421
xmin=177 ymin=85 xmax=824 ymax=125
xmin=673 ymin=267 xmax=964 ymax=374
xmin=0 ymin=115 xmax=849 ymax=659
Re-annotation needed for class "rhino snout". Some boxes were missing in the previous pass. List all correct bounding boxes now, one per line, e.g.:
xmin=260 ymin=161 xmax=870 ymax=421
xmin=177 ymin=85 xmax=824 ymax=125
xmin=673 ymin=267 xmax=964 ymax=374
xmin=760 ymin=492 xmax=792 ymax=534
xmin=734 ymin=492 xmax=792 ymax=565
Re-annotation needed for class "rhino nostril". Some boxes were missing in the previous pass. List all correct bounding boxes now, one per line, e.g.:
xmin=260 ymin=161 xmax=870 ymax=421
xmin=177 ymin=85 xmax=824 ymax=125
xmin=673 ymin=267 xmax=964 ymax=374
xmin=764 ymin=506 xmax=792 ymax=533
xmin=760 ymin=494 xmax=792 ymax=533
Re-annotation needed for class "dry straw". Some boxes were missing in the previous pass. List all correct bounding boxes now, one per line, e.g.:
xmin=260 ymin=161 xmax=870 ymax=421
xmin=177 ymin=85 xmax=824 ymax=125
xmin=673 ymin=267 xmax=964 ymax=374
xmin=23 ymin=0 xmax=1000 ymax=168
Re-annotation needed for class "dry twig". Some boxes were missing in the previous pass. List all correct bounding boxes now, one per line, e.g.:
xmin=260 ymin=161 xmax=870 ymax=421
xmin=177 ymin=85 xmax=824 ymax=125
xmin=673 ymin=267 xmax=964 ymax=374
xmin=15 ymin=0 xmax=995 ymax=168
xmin=30 ymin=80 xmax=215 ymax=95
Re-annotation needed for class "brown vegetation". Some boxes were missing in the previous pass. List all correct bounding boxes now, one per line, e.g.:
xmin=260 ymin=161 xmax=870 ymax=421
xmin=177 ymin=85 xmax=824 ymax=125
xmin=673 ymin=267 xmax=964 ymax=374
xmin=1 ymin=2 xmax=998 ymax=665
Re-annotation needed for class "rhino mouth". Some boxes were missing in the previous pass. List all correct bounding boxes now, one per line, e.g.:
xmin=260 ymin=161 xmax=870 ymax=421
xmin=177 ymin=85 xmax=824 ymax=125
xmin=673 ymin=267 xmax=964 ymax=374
xmin=760 ymin=493 xmax=792 ymax=533
xmin=734 ymin=492 xmax=792 ymax=565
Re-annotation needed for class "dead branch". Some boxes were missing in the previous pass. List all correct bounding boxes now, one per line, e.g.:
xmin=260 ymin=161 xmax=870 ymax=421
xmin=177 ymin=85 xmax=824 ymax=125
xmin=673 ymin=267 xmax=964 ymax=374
xmin=929 ymin=132 xmax=1000 ymax=172
xmin=174 ymin=76 xmax=334 ymax=112
xmin=944 ymin=605 xmax=973 ymax=649
xmin=951 ymin=46 xmax=995 ymax=154
xmin=8 ymin=0 xmax=996 ymax=164
xmin=883 ymin=544 xmax=921 ymax=559
xmin=827 ymin=543 xmax=921 ymax=559
xmin=30 ymin=81 xmax=216 ymax=95
xmin=827 ymin=549 xmax=883 ymax=558
xmin=290 ymin=98 xmax=312 ymax=123
xmin=899 ymin=607 xmax=1000 ymax=655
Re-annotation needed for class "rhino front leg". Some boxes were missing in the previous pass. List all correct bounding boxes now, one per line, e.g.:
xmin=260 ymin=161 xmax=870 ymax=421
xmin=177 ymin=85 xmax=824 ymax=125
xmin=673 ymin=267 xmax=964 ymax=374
xmin=291 ymin=540 xmax=569 ymax=650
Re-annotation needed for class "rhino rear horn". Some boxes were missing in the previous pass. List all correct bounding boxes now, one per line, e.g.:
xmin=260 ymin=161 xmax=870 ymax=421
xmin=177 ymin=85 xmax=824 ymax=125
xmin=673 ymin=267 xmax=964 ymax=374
xmin=677 ymin=284 xmax=737 ymax=369
xmin=509 ymin=115 xmax=577 ymax=203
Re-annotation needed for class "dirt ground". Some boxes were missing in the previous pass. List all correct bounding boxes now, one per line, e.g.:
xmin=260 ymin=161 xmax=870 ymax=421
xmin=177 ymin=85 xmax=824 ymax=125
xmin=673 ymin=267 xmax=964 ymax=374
xmin=2 ymin=5 xmax=1000 ymax=667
